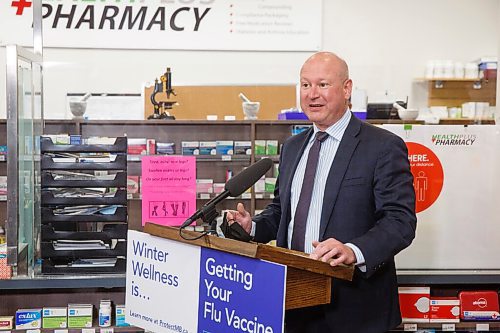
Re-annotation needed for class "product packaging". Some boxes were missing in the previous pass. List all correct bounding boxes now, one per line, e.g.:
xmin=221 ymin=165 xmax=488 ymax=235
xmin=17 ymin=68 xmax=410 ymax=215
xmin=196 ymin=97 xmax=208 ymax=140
xmin=429 ymin=298 xmax=460 ymax=323
xmin=15 ymin=309 xmax=42 ymax=329
xmin=398 ymin=286 xmax=430 ymax=323
xmin=115 ymin=305 xmax=129 ymax=327
xmin=0 ymin=316 xmax=14 ymax=330
xmin=42 ymin=307 xmax=67 ymax=328
xmin=68 ymin=304 xmax=93 ymax=328
xmin=459 ymin=290 xmax=500 ymax=320
xmin=99 ymin=300 xmax=112 ymax=327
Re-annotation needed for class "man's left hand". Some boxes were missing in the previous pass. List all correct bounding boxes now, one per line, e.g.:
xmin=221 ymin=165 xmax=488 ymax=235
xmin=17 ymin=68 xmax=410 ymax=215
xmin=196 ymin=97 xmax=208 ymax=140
xmin=310 ymin=238 xmax=356 ymax=266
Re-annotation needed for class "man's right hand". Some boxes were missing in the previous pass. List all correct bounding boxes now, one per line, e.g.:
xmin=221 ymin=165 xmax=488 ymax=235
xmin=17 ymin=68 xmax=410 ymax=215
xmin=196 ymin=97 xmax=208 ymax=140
xmin=226 ymin=203 xmax=252 ymax=234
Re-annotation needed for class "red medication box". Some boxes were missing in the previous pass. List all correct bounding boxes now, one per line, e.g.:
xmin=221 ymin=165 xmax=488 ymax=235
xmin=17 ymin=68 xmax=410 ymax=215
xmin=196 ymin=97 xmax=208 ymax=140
xmin=398 ymin=287 xmax=430 ymax=323
xmin=459 ymin=290 xmax=500 ymax=320
xmin=430 ymin=298 xmax=460 ymax=323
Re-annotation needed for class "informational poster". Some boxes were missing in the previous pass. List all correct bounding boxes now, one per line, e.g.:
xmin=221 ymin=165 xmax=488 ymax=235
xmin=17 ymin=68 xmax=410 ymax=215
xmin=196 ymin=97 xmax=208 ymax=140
xmin=141 ymin=155 xmax=196 ymax=226
xmin=383 ymin=125 xmax=500 ymax=270
xmin=0 ymin=0 xmax=322 ymax=51
xmin=126 ymin=230 xmax=286 ymax=333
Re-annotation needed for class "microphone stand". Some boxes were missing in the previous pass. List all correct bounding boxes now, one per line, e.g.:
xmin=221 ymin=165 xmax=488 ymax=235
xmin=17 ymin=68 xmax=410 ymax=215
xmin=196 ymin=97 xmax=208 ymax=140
xmin=179 ymin=190 xmax=230 ymax=240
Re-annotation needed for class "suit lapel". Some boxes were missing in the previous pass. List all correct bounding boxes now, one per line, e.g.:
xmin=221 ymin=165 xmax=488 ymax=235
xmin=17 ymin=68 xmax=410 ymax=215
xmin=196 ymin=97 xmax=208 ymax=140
xmin=319 ymin=116 xmax=361 ymax=239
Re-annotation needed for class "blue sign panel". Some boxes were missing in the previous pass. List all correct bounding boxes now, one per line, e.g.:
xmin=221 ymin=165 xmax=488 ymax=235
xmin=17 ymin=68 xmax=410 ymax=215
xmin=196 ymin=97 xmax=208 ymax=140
xmin=198 ymin=248 xmax=286 ymax=333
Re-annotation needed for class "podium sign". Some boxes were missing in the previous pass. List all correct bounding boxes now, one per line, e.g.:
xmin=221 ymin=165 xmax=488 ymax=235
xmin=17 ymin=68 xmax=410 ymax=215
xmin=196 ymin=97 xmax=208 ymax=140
xmin=126 ymin=230 xmax=286 ymax=333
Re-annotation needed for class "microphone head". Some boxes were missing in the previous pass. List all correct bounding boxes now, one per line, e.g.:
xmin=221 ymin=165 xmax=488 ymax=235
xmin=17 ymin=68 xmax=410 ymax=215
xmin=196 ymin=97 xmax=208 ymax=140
xmin=225 ymin=158 xmax=273 ymax=197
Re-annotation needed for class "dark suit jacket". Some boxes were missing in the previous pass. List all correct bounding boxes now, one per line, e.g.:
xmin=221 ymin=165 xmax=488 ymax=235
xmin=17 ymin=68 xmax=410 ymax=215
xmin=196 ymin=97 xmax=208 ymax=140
xmin=253 ymin=113 xmax=417 ymax=333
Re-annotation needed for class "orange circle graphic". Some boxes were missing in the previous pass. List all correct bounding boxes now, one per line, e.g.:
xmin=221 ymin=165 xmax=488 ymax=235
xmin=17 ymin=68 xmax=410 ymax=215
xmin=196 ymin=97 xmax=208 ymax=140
xmin=406 ymin=142 xmax=444 ymax=213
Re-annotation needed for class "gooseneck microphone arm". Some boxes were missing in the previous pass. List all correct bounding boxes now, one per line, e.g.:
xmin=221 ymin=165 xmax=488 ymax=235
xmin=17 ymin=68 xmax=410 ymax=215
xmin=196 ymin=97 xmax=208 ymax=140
xmin=179 ymin=158 xmax=273 ymax=230
xmin=179 ymin=190 xmax=230 ymax=229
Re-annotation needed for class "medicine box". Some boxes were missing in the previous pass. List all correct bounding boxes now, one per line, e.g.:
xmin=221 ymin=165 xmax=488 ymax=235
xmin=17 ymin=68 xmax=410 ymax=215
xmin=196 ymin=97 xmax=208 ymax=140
xmin=216 ymin=141 xmax=234 ymax=155
xmin=147 ymin=139 xmax=156 ymax=155
xmin=459 ymin=290 xmax=500 ymax=320
xmin=181 ymin=141 xmax=199 ymax=155
xmin=429 ymin=298 xmax=460 ymax=323
xmin=127 ymin=138 xmax=147 ymax=155
xmin=70 ymin=135 xmax=82 ymax=145
xmin=0 ymin=316 xmax=14 ymax=330
xmin=254 ymin=140 xmax=266 ymax=155
xmin=42 ymin=307 xmax=67 ymax=328
xmin=199 ymin=141 xmax=217 ymax=155
xmin=398 ymin=286 xmax=430 ymax=323
xmin=68 ymin=304 xmax=93 ymax=328
xmin=15 ymin=309 xmax=42 ymax=329
xmin=265 ymin=140 xmax=278 ymax=155
xmin=265 ymin=177 xmax=277 ymax=193
xmin=0 ymin=245 xmax=12 ymax=279
xmin=115 ymin=305 xmax=130 ymax=327
xmin=234 ymin=141 xmax=252 ymax=155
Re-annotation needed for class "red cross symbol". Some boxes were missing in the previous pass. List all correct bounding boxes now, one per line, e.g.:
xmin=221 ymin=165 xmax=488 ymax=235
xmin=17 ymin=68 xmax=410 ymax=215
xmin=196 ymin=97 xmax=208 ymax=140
xmin=11 ymin=0 xmax=32 ymax=15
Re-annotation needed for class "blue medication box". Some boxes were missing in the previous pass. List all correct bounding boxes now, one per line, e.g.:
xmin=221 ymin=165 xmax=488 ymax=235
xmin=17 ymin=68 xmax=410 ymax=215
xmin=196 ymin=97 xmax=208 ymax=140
xmin=15 ymin=309 xmax=42 ymax=329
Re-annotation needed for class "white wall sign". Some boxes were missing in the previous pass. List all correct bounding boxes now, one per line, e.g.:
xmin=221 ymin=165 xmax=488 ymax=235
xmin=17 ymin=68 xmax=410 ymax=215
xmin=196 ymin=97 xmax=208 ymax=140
xmin=383 ymin=125 xmax=500 ymax=270
xmin=1 ymin=0 xmax=322 ymax=51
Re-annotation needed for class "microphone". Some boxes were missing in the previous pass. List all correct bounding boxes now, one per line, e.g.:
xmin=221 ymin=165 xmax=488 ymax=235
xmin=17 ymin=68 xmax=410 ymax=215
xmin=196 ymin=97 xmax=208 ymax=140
xmin=180 ymin=158 xmax=273 ymax=228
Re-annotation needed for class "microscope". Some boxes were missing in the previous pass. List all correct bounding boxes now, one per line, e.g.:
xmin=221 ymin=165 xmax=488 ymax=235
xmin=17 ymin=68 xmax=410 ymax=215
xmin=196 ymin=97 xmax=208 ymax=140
xmin=148 ymin=67 xmax=177 ymax=120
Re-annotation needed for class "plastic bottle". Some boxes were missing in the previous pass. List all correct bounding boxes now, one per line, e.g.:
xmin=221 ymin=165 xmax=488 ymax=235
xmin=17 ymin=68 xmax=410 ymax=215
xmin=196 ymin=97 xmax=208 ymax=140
xmin=99 ymin=300 xmax=112 ymax=327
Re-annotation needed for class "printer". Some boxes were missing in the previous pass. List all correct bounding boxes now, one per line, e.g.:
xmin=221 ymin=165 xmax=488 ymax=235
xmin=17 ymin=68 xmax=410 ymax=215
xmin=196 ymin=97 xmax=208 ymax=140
xmin=366 ymin=101 xmax=407 ymax=120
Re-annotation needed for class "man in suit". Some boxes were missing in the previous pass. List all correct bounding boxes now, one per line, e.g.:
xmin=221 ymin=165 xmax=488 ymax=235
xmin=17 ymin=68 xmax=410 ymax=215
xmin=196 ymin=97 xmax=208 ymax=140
xmin=227 ymin=52 xmax=416 ymax=332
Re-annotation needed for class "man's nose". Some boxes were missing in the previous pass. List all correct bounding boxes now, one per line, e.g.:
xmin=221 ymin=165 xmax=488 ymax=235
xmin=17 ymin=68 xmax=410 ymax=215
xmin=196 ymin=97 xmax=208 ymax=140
xmin=309 ymin=85 xmax=320 ymax=99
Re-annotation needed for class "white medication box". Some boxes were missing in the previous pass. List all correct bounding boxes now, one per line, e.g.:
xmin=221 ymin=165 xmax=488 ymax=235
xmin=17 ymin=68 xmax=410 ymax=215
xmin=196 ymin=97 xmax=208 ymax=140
xmin=42 ymin=307 xmax=67 ymax=328
xmin=68 ymin=304 xmax=93 ymax=328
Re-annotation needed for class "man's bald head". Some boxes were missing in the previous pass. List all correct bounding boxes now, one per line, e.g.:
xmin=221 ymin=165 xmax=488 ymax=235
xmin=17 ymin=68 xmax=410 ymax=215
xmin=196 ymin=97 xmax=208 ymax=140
xmin=301 ymin=52 xmax=349 ymax=81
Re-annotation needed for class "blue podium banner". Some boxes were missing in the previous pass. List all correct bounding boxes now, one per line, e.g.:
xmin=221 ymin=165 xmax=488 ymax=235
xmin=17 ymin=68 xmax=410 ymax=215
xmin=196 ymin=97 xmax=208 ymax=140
xmin=126 ymin=231 xmax=286 ymax=333
xmin=199 ymin=248 xmax=286 ymax=333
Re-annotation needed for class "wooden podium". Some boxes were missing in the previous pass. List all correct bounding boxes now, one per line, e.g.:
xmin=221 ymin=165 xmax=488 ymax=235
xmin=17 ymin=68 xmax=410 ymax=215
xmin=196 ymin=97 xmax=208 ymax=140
xmin=144 ymin=223 xmax=354 ymax=310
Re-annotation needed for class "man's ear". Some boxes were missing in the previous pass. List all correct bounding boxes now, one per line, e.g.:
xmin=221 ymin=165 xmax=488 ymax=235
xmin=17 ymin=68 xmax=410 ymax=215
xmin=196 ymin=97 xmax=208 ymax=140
xmin=343 ymin=78 xmax=353 ymax=100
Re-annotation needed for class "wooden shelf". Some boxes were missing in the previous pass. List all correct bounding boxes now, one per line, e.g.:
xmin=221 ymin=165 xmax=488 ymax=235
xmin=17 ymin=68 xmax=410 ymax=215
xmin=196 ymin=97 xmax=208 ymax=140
xmin=439 ymin=118 xmax=495 ymax=125
xmin=416 ymin=77 xmax=484 ymax=82
xmin=416 ymin=77 xmax=497 ymax=108
xmin=394 ymin=322 xmax=500 ymax=332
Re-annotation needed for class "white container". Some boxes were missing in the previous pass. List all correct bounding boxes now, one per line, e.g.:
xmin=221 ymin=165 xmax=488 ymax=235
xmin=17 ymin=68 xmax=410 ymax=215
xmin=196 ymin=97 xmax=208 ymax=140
xmin=464 ymin=62 xmax=479 ymax=79
xmin=98 ymin=300 xmax=112 ymax=327
xmin=425 ymin=61 xmax=435 ymax=79
xmin=443 ymin=60 xmax=454 ymax=78
xmin=454 ymin=62 xmax=465 ymax=79
xmin=433 ymin=61 xmax=445 ymax=78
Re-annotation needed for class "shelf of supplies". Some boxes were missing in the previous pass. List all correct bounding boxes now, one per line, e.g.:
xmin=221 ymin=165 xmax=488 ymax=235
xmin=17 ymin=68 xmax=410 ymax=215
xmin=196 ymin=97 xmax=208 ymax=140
xmin=41 ymin=224 xmax=128 ymax=241
xmin=42 ymin=171 xmax=127 ymax=188
xmin=41 ymin=136 xmax=127 ymax=153
xmin=41 ymin=190 xmax=128 ymax=206
xmin=41 ymin=241 xmax=126 ymax=259
xmin=3 ymin=327 xmax=144 ymax=333
xmin=397 ymin=270 xmax=500 ymax=284
xmin=41 ymin=206 xmax=127 ymax=223
xmin=393 ymin=322 xmax=500 ymax=331
xmin=0 ymin=275 xmax=126 ymax=290
xmin=41 ymin=154 xmax=127 ymax=171
xmin=127 ymin=155 xmax=251 ymax=162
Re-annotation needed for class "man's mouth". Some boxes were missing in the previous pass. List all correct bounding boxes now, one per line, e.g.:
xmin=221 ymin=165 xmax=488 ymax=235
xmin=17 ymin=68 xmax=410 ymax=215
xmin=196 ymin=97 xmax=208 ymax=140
xmin=309 ymin=104 xmax=324 ymax=108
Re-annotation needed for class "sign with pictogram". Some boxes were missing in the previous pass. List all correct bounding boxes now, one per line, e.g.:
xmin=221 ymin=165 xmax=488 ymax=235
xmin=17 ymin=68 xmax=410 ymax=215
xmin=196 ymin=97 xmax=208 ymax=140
xmin=406 ymin=142 xmax=444 ymax=213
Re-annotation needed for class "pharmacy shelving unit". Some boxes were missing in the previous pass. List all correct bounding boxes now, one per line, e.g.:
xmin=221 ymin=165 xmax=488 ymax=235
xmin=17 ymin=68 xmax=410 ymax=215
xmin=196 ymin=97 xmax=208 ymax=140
xmin=40 ymin=136 xmax=128 ymax=274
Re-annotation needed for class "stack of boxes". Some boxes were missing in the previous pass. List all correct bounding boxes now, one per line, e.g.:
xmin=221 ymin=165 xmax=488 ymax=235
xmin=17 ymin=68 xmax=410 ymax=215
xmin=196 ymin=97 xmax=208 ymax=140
xmin=399 ymin=287 xmax=500 ymax=324
xmin=0 ymin=303 xmax=130 ymax=330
